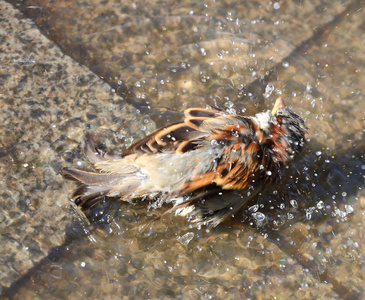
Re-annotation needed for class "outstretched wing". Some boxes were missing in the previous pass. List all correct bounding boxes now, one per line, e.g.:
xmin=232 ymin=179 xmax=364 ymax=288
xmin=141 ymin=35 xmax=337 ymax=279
xmin=121 ymin=108 xmax=224 ymax=156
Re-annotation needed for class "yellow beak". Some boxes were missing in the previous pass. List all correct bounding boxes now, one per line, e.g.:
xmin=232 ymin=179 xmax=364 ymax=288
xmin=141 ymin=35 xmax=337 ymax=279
xmin=271 ymin=97 xmax=286 ymax=115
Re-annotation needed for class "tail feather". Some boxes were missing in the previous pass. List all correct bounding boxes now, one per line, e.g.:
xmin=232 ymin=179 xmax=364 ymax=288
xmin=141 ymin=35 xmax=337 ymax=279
xmin=63 ymin=132 xmax=147 ymax=211
xmin=76 ymin=196 xmax=106 ymax=211
xmin=63 ymin=167 xmax=122 ymax=185
xmin=62 ymin=166 xmax=141 ymax=210
xmin=72 ymin=183 xmax=113 ymax=203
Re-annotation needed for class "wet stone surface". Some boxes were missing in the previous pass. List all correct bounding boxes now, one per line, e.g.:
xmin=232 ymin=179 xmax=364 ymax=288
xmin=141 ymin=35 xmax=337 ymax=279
xmin=5 ymin=0 xmax=358 ymax=112
xmin=0 ymin=0 xmax=153 ymax=295
xmin=1 ymin=0 xmax=364 ymax=299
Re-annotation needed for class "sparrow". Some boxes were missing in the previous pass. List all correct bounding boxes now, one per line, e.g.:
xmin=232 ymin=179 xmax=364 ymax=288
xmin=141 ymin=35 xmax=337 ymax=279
xmin=63 ymin=98 xmax=307 ymax=227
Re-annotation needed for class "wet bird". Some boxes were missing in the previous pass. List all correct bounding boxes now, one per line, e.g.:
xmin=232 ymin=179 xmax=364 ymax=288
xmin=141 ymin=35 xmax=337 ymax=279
xmin=63 ymin=98 xmax=306 ymax=227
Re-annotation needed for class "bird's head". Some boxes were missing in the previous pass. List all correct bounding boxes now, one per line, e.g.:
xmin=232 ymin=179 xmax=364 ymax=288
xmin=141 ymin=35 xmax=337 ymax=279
xmin=256 ymin=98 xmax=307 ymax=164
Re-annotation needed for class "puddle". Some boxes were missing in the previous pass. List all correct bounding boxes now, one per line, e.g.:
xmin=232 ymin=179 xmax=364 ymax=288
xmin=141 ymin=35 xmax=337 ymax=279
xmin=1 ymin=0 xmax=364 ymax=298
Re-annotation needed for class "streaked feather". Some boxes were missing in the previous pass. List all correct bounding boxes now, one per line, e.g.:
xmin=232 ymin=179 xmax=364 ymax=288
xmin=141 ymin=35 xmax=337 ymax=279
xmin=63 ymin=98 xmax=307 ymax=227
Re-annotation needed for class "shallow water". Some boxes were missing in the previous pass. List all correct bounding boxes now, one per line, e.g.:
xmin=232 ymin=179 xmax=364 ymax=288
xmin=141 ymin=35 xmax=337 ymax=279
xmin=1 ymin=0 xmax=364 ymax=299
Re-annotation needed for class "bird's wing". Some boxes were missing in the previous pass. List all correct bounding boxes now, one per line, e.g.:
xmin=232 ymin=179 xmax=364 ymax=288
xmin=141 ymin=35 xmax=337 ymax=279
xmin=164 ymin=117 xmax=274 ymax=227
xmin=121 ymin=108 xmax=225 ymax=156
xmin=177 ymin=113 xmax=275 ymax=193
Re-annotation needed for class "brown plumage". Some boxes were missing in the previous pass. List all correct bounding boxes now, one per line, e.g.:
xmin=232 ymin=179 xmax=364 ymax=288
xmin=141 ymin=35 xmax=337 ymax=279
xmin=63 ymin=98 xmax=307 ymax=227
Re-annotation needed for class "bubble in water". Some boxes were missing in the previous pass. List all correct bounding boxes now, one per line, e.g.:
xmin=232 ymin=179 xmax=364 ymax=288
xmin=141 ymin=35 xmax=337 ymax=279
xmin=252 ymin=212 xmax=266 ymax=226
xmin=180 ymin=232 xmax=194 ymax=245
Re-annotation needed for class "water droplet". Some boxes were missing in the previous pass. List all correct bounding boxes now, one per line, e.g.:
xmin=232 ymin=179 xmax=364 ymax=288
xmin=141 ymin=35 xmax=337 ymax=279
xmin=180 ymin=232 xmax=194 ymax=245
xmin=252 ymin=212 xmax=266 ymax=226
xmin=224 ymin=100 xmax=234 ymax=108
xmin=249 ymin=204 xmax=259 ymax=213
xmin=273 ymin=2 xmax=280 ymax=9
xmin=263 ymin=84 xmax=274 ymax=99
xmin=210 ymin=139 xmax=218 ymax=146
xmin=345 ymin=204 xmax=354 ymax=214
xmin=316 ymin=201 xmax=324 ymax=209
